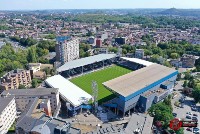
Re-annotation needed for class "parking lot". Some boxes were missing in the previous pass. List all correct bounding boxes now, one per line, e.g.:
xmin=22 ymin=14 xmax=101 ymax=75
xmin=172 ymin=87 xmax=200 ymax=134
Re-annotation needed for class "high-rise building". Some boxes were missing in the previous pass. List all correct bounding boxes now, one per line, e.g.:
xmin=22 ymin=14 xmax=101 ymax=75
xmin=56 ymin=36 xmax=79 ymax=64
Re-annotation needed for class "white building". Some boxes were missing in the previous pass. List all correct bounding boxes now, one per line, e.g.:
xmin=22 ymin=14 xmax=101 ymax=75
xmin=28 ymin=63 xmax=41 ymax=73
xmin=0 ymin=97 xmax=17 ymax=134
xmin=56 ymin=38 xmax=79 ymax=64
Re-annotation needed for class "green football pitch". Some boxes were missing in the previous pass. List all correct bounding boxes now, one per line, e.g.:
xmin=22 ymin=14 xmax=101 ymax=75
xmin=70 ymin=65 xmax=132 ymax=104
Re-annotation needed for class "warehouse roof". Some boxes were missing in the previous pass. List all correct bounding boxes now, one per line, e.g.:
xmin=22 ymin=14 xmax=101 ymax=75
xmin=121 ymin=57 xmax=154 ymax=66
xmin=103 ymin=64 xmax=177 ymax=97
xmin=45 ymin=75 xmax=92 ymax=107
xmin=57 ymin=54 xmax=116 ymax=72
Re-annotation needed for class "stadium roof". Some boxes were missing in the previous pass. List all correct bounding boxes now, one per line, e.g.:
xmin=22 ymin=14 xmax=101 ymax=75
xmin=121 ymin=57 xmax=154 ymax=66
xmin=103 ymin=64 xmax=176 ymax=97
xmin=45 ymin=75 xmax=92 ymax=107
xmin=57 ymin=54 xmax=117 ymax=72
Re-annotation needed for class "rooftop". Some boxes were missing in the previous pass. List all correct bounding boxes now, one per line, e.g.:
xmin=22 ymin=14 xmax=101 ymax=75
xmin=1 ymin=88 xmax=59 ymax=96
xmin=142 ymin=88 xmax=166 ymax=97
xmin=45 ymin=75 xmax=92 ymax=107
xmin=103 ymin=64 xmax=177 ymax=97
xmin=121 ymin=57 xmax=154 ymax=67
xmin=57 ymin=54 xmax=117 ymax=72
xmin=0 ymin=97 xmax=15 ymax=114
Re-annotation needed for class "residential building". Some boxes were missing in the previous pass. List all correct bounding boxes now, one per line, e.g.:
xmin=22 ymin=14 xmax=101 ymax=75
xmin=98 ymin=47 xmax=108 ymax=54
xmin=0 ymin=69 xmax=32 ymax=92
xmin=97 ymin=33 xmax=108 ymax=41
xmin=0 ymin=97 xmax=17 ymax=134
xmin=96 ymin=38 xmax=103 ymax=48
xmin=1 ymin=88 xmax=59 ymax=114
xmin=135 ymin=49 xmax=144 ymax=59
xmin=169 ymin=59 xmax=182 ymax=68
xmin=115 ymin=37 xmax=126 ymax=45
xmin=15 ymin=97 xmax=81 ymax=134
xmin=28 ymin=63 xmax=41 ymax=73
xmin=181 ymin=54 xmax=196 ymax=68
xmin=88 ymin=36 xmax=95 ymax=44
xmin=56 ymin=36 xmax=79 ymax=64
xmin=32 ymin=71 xmax=46 ymax=80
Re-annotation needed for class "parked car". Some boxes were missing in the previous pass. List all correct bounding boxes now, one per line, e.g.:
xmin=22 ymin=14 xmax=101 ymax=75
xmin=186 ymin=127 xmax=192 ymax=132
xmin=192 ymin=117 xmax=198 ymax=121
xmin=186 ymin=115 xmax=192 ymax=119
xmin=173 ymin=113 xmax=177 ymax=117
xmin=193 ymin=128 xmax=199 ymax=133
xmin=192 ymin=107 xmax=197 ymax=111
xmin=193 ymin=114 xmax=198 ymax=117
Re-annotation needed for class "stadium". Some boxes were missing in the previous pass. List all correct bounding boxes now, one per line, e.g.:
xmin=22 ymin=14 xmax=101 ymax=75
xmin=45 ymin=54 xmax=178 ymax=116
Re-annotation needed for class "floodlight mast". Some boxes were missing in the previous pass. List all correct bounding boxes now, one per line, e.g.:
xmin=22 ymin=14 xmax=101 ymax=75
xmin=92 ymin=80 xmax=98 ymax=114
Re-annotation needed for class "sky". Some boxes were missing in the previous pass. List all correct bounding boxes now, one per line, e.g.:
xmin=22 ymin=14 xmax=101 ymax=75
xmin=0 ymin=0 xmax=200 ymax=10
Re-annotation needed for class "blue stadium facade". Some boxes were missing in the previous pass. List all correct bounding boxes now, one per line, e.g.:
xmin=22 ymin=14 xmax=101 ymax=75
xmin=103 ymin=59 xmax=178 ymax=115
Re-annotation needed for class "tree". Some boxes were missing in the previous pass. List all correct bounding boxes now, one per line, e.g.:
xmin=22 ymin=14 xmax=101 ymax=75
xmin=184 ymin=72 xmax=192 ymax=80
xmin=109 ymin=47 xmax=118 ymax=53
xmin=122 ymin=49 xmax=127 ymax=55
xmin=188 ymin=79 xmax=196 ymax=88
xmin=43 ymin=67 xmax=51 ymax=75
xmin=27 ymin=47 xmax=37 ymax=63
xmin=18 ymin=84 xmax=26 ymax=89
xmin=0 ymin=33 xmax=5 ymax=38
xmin=176 ymin=73 xmax=181 ymax=81
xmin=192 ymin=85 xmax=200 ymax=103
xmin=183 ymin=80 xmax=188 ymax=88
xmin=32 ymin=79 xmax=38 ymax=88
xmin=170 ymin=53 xmax=179 ymax=59
xmin=148 ymin=97 xmax=173 ymax=129
xmin=163 ymin=61 xmax=172 ymax=68
xmin=175 ymin=128 xmax=184 ymax=134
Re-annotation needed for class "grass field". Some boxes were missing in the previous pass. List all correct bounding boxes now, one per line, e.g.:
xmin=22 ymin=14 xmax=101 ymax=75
xmin=70 ymin=65 xmax=132 ymax=104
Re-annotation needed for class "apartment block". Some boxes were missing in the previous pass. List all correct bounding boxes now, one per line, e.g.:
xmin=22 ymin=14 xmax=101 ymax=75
xmin=0 ymin=97 xmax=17 ymax=134
xmin=1 ymin=88 xmax=59 ymax=114
xmin=56 ymin=37 xmax=79 ymax=64
xmin=0 ymin=69 xmax=32 ymax=92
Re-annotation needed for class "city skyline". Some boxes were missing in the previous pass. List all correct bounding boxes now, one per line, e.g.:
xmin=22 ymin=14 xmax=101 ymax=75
xmin=0 ymin=0 xmax=200 ymax=10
